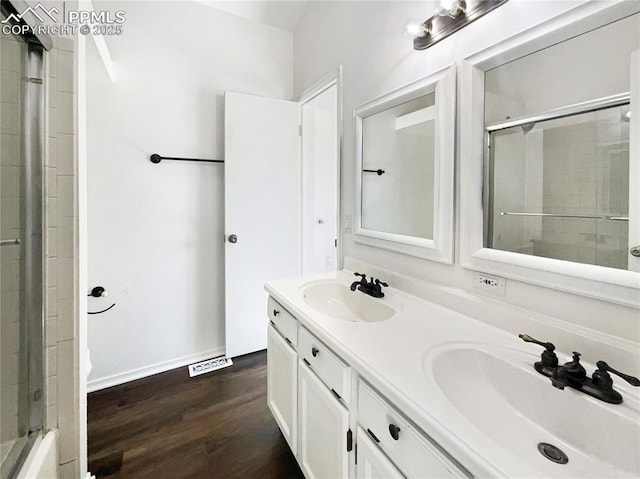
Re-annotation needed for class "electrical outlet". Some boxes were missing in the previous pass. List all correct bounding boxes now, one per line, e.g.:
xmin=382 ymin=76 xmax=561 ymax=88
xmin=473 ymin=272 xmax=506 ymax=296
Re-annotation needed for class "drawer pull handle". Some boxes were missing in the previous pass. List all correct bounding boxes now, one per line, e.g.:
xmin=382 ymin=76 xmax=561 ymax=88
xmin=388 ymin=424 xmax=401 ymax=441
xmin=367 ymin=428 xmax=380 ymax=443
xmin=312 ymin=347 xmax=319 ymax=357
xmin=273 ymin=309 xmax=280 ymax=316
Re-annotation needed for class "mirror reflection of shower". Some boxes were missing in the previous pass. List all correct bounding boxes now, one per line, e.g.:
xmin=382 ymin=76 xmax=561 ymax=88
xmin=487 ymin=99 xmax=630 ymax=270
xmin=483 ymin=12 xmax=638 ymax=272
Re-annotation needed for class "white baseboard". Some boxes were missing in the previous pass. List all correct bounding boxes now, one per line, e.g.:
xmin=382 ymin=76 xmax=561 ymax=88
xmin=87 ymin=347 xmax=225 ymax=393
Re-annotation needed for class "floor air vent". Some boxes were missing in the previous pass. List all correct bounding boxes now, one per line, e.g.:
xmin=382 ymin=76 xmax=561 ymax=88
xmin=188 ymin=356 xmax=233 ymax=377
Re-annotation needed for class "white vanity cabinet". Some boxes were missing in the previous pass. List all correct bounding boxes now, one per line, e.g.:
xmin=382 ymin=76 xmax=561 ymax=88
xmin=299 ymin=359 xmax=350 ymax=479
xmin=298 ymin=325 xmax=352 ymax=478
xmin=266 ymin=298 xmax=298 ymax=454
xmin=266 ymin=295 xmax=470 ymax=479
xmin=356 ymin=427 xmax=404 ymax=479
xmin=358 ymin=382 xmax=470 ymax=478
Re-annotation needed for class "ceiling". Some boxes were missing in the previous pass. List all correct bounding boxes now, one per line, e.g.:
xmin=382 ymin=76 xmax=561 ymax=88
xmin=193 ymin=0 xmax=311 ymax=33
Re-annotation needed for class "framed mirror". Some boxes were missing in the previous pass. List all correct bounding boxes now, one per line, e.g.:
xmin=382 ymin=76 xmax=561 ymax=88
xmin=354 ymin=66 xmax=456 ymax=263
xmin=459 ymin=1 xmax=640 ymax=305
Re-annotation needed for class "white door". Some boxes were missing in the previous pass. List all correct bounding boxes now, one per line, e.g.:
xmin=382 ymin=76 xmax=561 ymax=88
xmin=301 ymin=84 xmax=339 ymax=274
xmin=299 ymin=360 xmax=349 ymax=479
xmin=356 ymin=427 xmax=404 ymax=479
xmin=267 ymin=324 xmax=297 ymax=454
xmin=224 ymin=92 xmax=300 ymax=358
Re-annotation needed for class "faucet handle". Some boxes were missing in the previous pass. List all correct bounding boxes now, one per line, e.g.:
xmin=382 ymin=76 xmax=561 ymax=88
xmin=354 ymin=272 xmax=367 ymax=280
xmin=519 ymin=334 xmax=555 ymax=351
xmin=595 ymin=361 xmax=640 ymax=387
xmin=519 ymin=334 xmax=558 ymax=375
xmin=374 ymin=279 xmax=388 ymax=288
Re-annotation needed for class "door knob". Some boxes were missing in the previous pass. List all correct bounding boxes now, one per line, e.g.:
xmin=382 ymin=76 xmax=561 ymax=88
xmin=630 ymin=245 xmax=640 ymax=258
xmin=228 ymin=234 xmax=238 ymax=244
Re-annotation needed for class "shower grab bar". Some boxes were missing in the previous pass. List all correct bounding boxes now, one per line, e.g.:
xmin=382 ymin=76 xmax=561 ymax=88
xmin=0 ymin=238 xmax=20 ymax=246
xmin=150 ymin=153 xmax=224 ymax=164
xmin=500 ymin=212 xmax=628 ymax=221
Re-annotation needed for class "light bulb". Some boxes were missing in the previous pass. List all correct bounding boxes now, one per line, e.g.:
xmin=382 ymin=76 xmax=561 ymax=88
xmin=404 ymin=19 xmax=429 ymax=37
xmin=436 ymin=0 xmax=465 ymax=18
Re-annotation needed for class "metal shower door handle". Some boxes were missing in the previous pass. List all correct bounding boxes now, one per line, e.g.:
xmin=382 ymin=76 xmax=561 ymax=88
xmin=0 ymin=239 xmax=20 ymax=246
xmin=228 ymin=234 xmax=238 ymax=244
xmin=630 ymin=245 xmax=640 ymax=258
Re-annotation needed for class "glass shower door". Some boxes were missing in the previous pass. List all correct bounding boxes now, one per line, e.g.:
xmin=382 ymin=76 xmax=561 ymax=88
xmin=1 ymin=21 xmax=45 ymax=479
xmin=486 ymin=99 xmax=632 ymax=271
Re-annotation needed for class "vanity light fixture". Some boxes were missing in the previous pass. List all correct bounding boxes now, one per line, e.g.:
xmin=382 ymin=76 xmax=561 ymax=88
xmin=411 ymin=0 xmax=509 ymax=50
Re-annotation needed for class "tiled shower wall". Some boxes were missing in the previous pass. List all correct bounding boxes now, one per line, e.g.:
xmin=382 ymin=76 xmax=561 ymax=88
xmin=45 ymin=36 xmax=79 ymax=478
xmin=539 ymin=120 xmax=629 ymax=269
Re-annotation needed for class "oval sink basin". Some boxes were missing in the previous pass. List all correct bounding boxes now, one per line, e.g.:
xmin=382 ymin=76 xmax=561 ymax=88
xmin=426 ymin=345 xmax=640 ymax=478
xmin=301 ymin=281 xmax=396 ymax=322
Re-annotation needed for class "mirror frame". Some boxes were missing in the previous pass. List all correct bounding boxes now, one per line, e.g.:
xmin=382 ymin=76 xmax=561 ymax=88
xmin=354 ymin=65 xmax=456 ymax=263
xmin=459 ymin=0 xmax=640 ymax=306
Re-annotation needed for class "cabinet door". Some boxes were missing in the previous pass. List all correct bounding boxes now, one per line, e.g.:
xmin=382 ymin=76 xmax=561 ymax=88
xmin=299 ymin=360 xmax=349 ymax=479
xmin=356 ymin=428 xmax=404 ymax=479
xmin=267 ymin=324 xmax=297 ymax=454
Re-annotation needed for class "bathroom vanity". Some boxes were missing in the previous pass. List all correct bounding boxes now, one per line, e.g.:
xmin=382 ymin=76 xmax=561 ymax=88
xmin=265 ymin=264 xmax=640 ymax=479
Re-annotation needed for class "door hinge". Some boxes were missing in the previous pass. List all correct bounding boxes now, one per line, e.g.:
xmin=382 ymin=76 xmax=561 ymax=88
xmin=346 ymin=429 xmax=353 ymax=452
xmin=355 ymin=443 xmax=358 ymax=464
xmin=298 ymin=124 xmax=302 ymax=136
xmin=334 ymin=238 xmax=337 ymax=248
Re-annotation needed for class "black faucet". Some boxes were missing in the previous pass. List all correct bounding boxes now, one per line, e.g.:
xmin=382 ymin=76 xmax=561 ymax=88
xmin=550 ymin=351 xmax=587 ymax=390
xmin=350 ymin=272 xmax=388 ymax=298
xmin=520 ymin=334 xmax=640 ymax=404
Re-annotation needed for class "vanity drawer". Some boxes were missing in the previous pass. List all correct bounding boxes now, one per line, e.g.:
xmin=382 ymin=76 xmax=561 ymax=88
xmin=298 ymin=327 xmax=351 ymax=403
xmin=268 ymin=297 xmax=298 ymax=347
xmin=358 ymin=382 xmax=469 ymax=479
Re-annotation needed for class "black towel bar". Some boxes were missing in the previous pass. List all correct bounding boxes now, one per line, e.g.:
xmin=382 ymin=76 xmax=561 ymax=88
xmin=150 ymin=153 xmax=224 ymax=164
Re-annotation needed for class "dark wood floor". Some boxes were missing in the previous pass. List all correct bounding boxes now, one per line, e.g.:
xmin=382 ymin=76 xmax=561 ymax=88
xmin=88 ymin=351 xmax=304 ymax=479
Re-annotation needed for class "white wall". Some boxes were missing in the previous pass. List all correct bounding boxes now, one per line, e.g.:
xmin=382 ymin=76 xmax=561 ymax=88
xmin=87 ymin=1 xmax=293 ymax=388
xmin=294 ymin=0 xmax=640 ymax=352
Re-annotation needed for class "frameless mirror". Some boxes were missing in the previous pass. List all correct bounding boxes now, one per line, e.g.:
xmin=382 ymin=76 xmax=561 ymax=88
xmin=355 ymin=66 xmax=456 ymax=263
xmin=459 ymin=2 xmax=640 ymax=305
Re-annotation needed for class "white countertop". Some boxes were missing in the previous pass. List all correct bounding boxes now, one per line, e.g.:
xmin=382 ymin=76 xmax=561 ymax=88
xmin=265 ymin=270 xmax=640 ymax=479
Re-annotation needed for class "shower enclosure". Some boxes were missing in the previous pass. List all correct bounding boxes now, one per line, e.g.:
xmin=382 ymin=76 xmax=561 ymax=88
xmin=486 ymin=97 xmax=632 ymax=270
xmin=1 ymin=2 xmax=49 ymax=477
